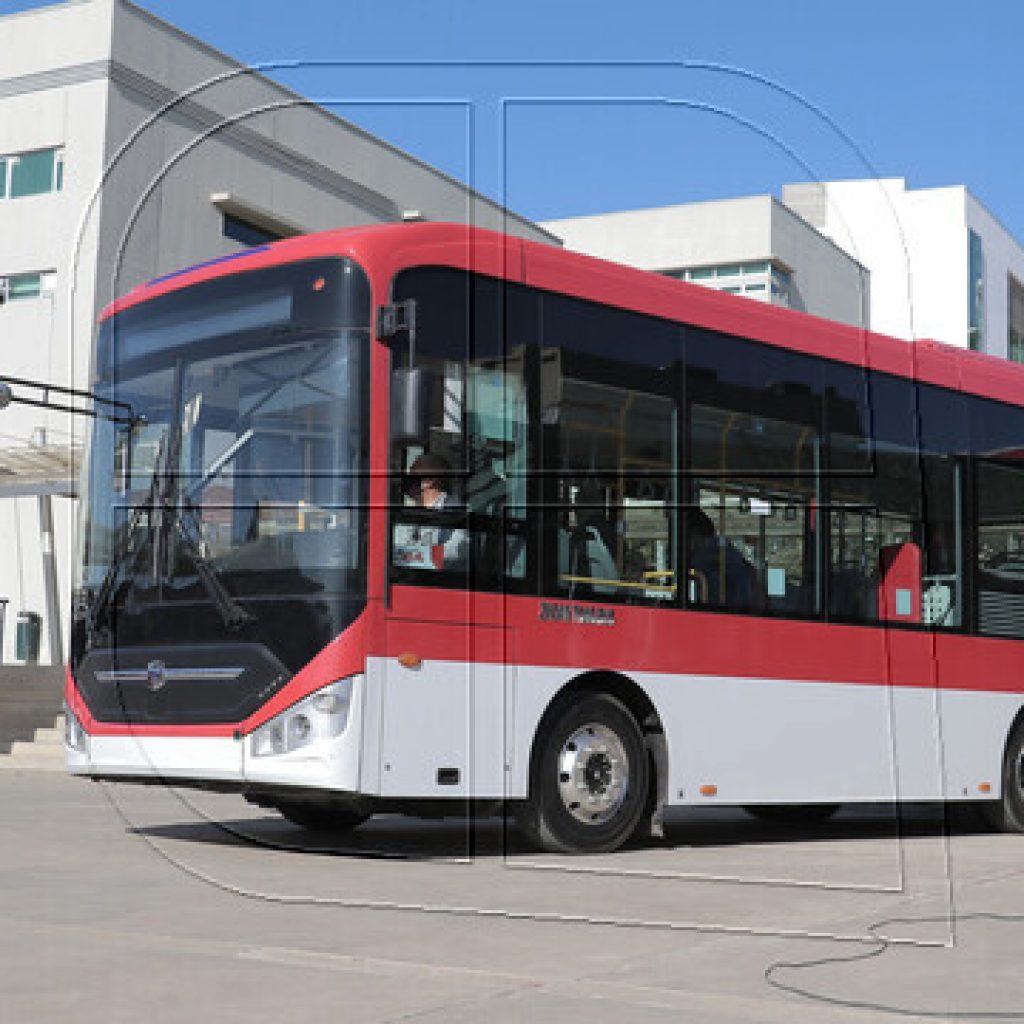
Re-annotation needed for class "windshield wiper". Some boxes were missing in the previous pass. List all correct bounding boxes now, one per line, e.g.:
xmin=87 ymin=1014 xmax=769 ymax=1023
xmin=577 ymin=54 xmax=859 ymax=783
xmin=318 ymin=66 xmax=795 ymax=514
xmin=170 ymin=500 xmax=254 ymax=630
xmin=155 ymin=411 xmax=255 ymax=632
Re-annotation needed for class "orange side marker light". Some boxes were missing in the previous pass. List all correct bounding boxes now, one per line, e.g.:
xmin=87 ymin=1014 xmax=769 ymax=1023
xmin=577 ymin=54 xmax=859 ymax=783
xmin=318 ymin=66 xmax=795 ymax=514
xmin=699 ymin=784 xmax=718 ymax=798
xmin=397 ymin=652 xmax=422 ymax=670
xmin=978 ymin=782 xmax=992 ymax=794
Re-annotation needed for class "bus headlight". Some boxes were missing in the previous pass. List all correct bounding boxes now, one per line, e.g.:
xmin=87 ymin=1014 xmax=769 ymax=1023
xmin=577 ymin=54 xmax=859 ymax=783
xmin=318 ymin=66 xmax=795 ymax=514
xmin=250 ymin=678 xmax=353 ymax=758
xmin=63 ymin=702 xmax=89 ymax=754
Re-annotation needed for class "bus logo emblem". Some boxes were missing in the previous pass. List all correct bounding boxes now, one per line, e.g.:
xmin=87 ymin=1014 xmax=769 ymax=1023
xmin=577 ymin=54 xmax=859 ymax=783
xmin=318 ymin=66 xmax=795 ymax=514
xmin=146 ymin=660 xmax=167 ymax=691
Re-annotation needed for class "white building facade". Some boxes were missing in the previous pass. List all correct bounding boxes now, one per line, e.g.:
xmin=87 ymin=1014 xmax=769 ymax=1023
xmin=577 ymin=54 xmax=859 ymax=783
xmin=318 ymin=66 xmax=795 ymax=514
xmin=541 ymin=195 xmax=870 ymax=330
xmin=0 ymin=0 xmax=553 ymax=665
xmin=782 ymin=178 xmax=1024 ymax=358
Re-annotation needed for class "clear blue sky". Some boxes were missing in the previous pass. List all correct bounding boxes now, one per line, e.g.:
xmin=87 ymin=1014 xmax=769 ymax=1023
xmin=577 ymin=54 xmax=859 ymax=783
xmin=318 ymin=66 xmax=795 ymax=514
xmin=5 ymin=0 xmax=1023 ymax=237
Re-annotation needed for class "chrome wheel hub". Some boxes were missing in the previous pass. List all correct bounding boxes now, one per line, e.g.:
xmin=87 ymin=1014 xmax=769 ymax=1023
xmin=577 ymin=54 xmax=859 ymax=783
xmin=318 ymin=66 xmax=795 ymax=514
xmin=556 ymin=722 xmax=629 ymax=825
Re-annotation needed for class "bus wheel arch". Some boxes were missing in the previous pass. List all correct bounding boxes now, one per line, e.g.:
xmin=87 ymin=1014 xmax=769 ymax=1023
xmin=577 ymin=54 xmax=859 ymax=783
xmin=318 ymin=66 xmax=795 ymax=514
xmin=520 ymin=672 xmax=667 ymax=853
xmin=986 ymin=706 xmax=1024 ymax=833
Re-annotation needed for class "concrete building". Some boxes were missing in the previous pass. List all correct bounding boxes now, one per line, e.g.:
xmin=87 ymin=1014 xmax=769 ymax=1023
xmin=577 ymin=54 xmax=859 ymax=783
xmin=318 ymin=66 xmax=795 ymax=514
xmin=541 ymin=195 xmax=870 ymax=330
xmin=0 ymin=0 xmax=555 ymax=665
xmin=782 ymin=178 xmax=1024 ymax=359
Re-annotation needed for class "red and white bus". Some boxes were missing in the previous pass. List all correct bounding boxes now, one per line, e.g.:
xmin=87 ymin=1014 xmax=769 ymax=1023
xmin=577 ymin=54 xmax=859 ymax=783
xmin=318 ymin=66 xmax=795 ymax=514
xmin=67 ymin=222 xmax=1024 ymax=853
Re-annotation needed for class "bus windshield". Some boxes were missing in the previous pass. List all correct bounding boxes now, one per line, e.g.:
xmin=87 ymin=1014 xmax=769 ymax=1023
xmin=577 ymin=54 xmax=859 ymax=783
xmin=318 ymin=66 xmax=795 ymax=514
xmin=75 ymin=257 xmax=370 ymax=665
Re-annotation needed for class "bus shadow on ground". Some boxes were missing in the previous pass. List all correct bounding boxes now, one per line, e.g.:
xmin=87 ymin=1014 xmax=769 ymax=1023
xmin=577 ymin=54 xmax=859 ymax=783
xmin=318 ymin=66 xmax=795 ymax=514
xmin=131 ymin=801 xmax=996 ymax=861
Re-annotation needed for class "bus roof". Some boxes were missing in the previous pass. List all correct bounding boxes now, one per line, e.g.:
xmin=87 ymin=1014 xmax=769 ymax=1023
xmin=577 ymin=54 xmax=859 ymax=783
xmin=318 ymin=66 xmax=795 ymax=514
xmin=101 ymin=221 xmax=1024 ymax=409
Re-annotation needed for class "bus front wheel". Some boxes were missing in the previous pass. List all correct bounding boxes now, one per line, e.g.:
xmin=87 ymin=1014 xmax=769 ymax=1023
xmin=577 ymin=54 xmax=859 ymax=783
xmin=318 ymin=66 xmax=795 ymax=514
xmin=985 ymin=721 xmax=1024 ymax=833
xmin=521 ymin=692 xmax=649 ymax=854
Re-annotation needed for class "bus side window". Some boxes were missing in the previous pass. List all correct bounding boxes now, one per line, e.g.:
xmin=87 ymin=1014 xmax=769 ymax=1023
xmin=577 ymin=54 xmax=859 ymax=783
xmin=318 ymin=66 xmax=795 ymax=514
xmin=968 ymin=389 xmax=1024 ymax=636
xmin=976 ymin=459 xmax=1024 ymax=637
xmin=540 ymin=352 xmax=678 ymax=605
xmin=919 ymin=385 xmax=967 ymax=631
xmin=387 ymin=267 xmax=535 ymax=593
xmin=828 ymin=372 xmax=920 ymax=625
xmin=685 ymin=327 xmax=824 ymax=619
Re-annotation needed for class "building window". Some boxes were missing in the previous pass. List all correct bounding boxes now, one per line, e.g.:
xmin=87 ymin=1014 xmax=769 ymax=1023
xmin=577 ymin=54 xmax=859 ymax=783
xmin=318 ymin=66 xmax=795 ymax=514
xmin=0 ymin=271 xmax=56 ymax=305
xmin=1008 ymin=274 xmax=1024 ymax=363
xmin=0 ymin=148 xmax=64 ymax=199
xmin=222 ymin=213 xmax=282 ymax=247
xmin=968 ymin=229 xmax=985 ymax=351
xmin=671 ymin=261 xmax=791 ymax=308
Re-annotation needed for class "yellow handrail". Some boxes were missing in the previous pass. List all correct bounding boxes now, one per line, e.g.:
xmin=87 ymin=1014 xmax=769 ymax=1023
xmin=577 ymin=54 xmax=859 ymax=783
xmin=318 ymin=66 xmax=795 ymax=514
xmin=559 ymin=574 xmax=676 ymax=595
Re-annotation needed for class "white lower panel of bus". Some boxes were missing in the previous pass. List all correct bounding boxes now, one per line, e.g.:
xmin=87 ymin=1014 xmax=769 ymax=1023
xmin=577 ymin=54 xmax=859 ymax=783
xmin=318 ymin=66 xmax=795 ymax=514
xmin=71 ymin=733 xmax=243 ymax=783
xmin=363 ymin=659 xmax=1023 ymax=805
xmin=362 ymin=655 xmax=509 ymax=800
xmin=512 ymin=670 xmax=1021 ymax=805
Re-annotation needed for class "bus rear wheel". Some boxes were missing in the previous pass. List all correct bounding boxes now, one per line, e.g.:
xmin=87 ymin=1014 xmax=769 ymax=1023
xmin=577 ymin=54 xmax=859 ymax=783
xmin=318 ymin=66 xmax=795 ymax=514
xmin=985 ymin=721 xmax=1024 ymax=833
xmin=521 ymin=692 xmax=649 ymax=854
xmin=272 ymin=800 xmax=369 ymax=834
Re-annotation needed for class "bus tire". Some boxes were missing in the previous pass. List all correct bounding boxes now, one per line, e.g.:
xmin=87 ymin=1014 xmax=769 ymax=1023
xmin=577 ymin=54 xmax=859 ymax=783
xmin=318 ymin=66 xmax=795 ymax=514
xmin=272 ymin=800 xmax=369 ymax=833
xmin=521 ymin=692 xmax=649 ymax=854
xmin=985 ymin=720 xmax=1024 ymax=833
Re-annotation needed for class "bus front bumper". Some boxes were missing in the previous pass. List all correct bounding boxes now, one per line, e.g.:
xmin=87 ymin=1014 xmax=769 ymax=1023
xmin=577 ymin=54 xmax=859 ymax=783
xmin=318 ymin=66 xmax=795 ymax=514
xmin=64 ymin=674 xmax=365 ymax=796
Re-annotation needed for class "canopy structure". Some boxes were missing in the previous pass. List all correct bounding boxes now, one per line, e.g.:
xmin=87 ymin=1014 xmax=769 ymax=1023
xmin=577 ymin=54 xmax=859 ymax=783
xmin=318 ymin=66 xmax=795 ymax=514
xmin=0 ymin=440 xmax=81 ymax=499
xmin=0 ymin=374 xmax=125 ymax=666
xmin=0 ymin=439 xmax=82 ymax=666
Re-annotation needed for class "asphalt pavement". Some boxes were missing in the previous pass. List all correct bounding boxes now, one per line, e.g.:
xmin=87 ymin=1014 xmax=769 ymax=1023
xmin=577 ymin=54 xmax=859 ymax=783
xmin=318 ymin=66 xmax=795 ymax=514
xmin=1 ymin=770 xmax=1022 ymax=1022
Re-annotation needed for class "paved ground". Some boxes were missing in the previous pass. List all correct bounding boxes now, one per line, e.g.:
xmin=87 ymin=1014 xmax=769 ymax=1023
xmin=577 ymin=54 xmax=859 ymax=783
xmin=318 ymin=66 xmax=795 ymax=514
xmin=2 ymin=770 xmax=1023 ymax=1023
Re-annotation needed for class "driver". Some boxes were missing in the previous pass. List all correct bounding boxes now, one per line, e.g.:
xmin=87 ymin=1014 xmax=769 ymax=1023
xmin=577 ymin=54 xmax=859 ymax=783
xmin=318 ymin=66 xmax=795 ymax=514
xmin=395 ymin=452 xmax=467 ymax=571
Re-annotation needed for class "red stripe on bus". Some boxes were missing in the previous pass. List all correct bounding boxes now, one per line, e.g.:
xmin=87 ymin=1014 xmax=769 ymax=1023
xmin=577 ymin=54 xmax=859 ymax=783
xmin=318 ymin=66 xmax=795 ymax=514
xmin=383 ymin=587 xmax=1024 ymax=695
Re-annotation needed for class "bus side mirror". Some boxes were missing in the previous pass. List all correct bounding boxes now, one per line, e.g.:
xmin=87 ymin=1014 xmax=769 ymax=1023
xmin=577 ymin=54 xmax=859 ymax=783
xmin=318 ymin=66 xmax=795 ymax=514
xmin=391 ymin=366 xmax=431 ymax=447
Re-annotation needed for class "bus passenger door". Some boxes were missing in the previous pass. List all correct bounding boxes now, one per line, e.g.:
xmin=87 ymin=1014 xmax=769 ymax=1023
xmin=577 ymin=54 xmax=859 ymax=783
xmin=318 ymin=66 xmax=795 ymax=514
xmin=373 ymin=614 xmax=514 ymax=803
xmin=381 ymin=268 xmax=535 ymax=805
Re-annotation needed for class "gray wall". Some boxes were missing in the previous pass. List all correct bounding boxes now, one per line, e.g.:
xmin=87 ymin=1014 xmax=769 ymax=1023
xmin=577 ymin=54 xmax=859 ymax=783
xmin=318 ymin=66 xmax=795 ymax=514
xmin=95 ymin=0 xmax=556 ymax=316
xmin=769 ymin=199 xmax=869 ymax=328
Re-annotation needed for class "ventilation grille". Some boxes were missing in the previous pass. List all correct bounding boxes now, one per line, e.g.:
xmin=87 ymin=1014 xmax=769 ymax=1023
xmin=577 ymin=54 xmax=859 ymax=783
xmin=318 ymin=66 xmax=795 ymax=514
xmin=979 ymin=590 xmax=1024 ymax=637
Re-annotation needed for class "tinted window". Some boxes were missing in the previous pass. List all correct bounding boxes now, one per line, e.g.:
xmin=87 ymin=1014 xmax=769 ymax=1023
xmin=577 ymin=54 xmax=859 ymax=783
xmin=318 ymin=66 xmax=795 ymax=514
xmin=389 ymin=268 xmax=535 ymax=593
xmin=9 ymin=148 xmax=60 ymax=198
xmin=918 ymin=385 xmax=968 ymax=630
xmin=971 ymin=394 xmax=1024 ymax=636
xmin=828 ymin=372 xmax=922 ymax=625
xmin=685 ymin=328 xmax=821 ymax=617
xmin=539 ymin=293 xmax=681 ymax=605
